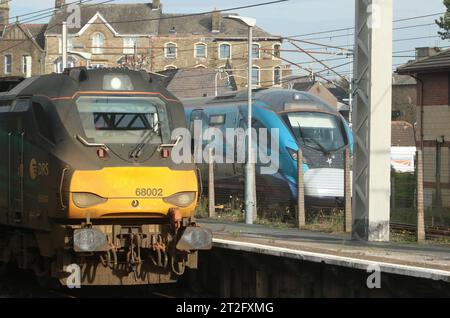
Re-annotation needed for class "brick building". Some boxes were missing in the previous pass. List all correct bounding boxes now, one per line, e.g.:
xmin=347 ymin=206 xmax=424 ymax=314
xmin=0 ymin=0 xmax=47 ymax=77
xmin=44 ymin=0 xmax=283 ymax=89
xmin=397 ymin=48 xmax=450 ymax=209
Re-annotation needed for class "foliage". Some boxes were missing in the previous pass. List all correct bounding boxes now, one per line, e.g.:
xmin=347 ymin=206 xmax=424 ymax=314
xmin=436 ymin=0 xmax=450 ymax=40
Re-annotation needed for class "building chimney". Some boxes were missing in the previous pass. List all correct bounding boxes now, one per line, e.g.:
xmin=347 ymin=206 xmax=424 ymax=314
xmin=415 ymin=47 xmax=440 ymax=60
xmin=0 ymin=0 xmax=9 ymax=26
xmin=212 ymin=8 xmax=221 ymax=33
xmin=55 ymin=0 xmax=65 ymax=9
xmin=152 ymin=0 xmax=161 ymax=10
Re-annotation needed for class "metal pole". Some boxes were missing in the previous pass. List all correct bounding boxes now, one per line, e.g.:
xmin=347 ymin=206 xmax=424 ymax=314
xmin=134 ymin=42 xmax=138 ymax=71
xmin=208 ymin=147 xmax=216 ymax=218
xmin=245 ymin=25 xmax=255 ymax=224
xmin=348 ymin=75 xmax=353 ymax=124
xmin=62 ymin=21 xmax=68 ymax=71
xmin=297 ymin=148 xmax=305 ymax=228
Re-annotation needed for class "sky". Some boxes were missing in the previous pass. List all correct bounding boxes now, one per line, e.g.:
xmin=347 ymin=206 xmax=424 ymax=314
xmin=7 ymin=0 xmax=450 ymax=80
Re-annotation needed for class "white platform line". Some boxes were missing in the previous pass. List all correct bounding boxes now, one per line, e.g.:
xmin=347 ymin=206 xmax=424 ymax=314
xmin=213 ymin=238 xmax=450 ymax=282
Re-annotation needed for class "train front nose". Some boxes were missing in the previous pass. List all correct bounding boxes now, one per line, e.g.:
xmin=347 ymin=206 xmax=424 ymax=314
xmin=68 ymin=167 xmax=198 ymax=219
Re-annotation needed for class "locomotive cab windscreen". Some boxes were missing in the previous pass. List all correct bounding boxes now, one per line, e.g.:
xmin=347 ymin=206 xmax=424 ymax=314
xmin=282 ymin=111 xmax=348 ymax=154
xmin=76 ymin=96 xmax=169 ymax=146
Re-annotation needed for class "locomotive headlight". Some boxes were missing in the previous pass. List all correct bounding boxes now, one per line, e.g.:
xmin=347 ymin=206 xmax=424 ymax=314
xmin=73 ymin=192 xmax=108 ymax=208
xmin=103 ymin=74 xmax=134 ymax=90
xmin=163 ymin=192 xmax=196 ymax=208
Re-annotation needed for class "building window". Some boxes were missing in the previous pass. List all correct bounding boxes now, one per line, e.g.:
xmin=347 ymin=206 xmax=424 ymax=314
xmin=54 ymin=56 xmax=76 ymax=73
xmin=90 ymin=64 xmax=105 ymax=69
xmin=273 ymin=44 xmax=281 ymax=59
xmin=123 ymin=37 xmax=137 ymax=55
xmin=274 ymin=66 xmax=281 ymax=86
xmin=59 ymin=37 xmax=73 ymax=54
xmin=195 ymin=43 xmax=207 ymax=58
xmin=252 ymin=66 xmax=260 ymax=87
xmin=92 ymin=33 xmax=105 ymax=54
xmin=165 ymin=43 xmax=177 ymax=59
xmin=4 ymin=54 xmax=11 ymax=74
xmin=219 ymin=43 xmax=231 ymax=59
xmin=195 ymin=64 xmax=207 ymax=68
xmin=22 ymin=55 xmax=31 ymax=74
xmin=252 ymin=44 xmax=260 ymax=60
xmin=164 ymin=65 xmax=177 ymax=70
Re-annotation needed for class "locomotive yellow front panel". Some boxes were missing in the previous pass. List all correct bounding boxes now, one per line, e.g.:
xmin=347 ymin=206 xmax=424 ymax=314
xmin=69 ymin=167 xmax=198 ymax=219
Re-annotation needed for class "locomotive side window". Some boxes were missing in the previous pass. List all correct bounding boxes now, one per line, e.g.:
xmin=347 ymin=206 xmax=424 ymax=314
xmin=32 ymin=102 xmax=55 ymax=143
xmin=76 ymin=96 xmax=168 ymax=145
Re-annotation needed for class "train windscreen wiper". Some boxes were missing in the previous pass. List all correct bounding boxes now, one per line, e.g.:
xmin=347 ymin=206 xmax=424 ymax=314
xmin=296 ymin=122 xmax=328 ymax=155
xmin=130 ymin=121 xmax=161 ymax=159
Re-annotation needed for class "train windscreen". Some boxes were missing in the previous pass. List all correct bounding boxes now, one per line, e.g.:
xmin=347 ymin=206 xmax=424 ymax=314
xmin=283 ymin=112 xmax=346 ymax=153
xmin=76 ymin=96 xmax=167 ymax=144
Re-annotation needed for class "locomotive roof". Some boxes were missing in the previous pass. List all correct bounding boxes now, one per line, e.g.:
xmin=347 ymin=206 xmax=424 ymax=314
xmin=182 ymin=88 xmax=338 ymax=114
xmin=0 ymin=68 xmax=177 ymax=102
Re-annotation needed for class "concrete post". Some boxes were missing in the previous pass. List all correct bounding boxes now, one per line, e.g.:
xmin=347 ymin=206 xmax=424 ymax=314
xmin=352 ymin=0 xmax=393 ymax=241
xmin=208 ymin=148 xmax=216 ymax=218
xmin=297 ymin=148 xmax=306 ymax=228
xmin=344 ymin=146 xmax=352 ymax=233
xmin=416 ymin=149 xmax=425 ymax=242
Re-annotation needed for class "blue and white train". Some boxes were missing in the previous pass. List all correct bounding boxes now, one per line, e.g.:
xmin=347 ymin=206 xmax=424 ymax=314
xmin=183 ymin=88 xmax=353 ymax=208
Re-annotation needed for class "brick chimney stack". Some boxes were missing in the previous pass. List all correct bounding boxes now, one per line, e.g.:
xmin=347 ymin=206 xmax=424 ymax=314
xmin=0 ymin=0 xmax=9 ymax=26
xmin=212 ymin=8 xmax=221 ymax=33
xmin=152 ymin=0 xmax=161 ymax=10
xmin=55 ymin=0 xmax=66 ymax=9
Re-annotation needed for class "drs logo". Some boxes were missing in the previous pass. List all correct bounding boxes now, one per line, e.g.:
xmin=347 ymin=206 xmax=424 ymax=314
xmin=135 ymin=188 xmax=163 ymax=197
xmin=29 ymin=158 xmax=49 ymax=180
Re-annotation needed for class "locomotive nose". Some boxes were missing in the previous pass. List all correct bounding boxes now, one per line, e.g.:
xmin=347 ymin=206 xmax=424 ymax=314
xmin=68 ymin=167 xmax=198 ymax=219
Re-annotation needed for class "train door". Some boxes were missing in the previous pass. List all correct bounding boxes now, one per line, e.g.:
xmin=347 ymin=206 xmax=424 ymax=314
xmin=8 ymin=100 xmax=29 ymax=224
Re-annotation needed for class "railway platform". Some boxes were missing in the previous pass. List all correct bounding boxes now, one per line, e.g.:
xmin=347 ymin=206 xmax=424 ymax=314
xmin=196 ymin=218 xmax=450 ymax=285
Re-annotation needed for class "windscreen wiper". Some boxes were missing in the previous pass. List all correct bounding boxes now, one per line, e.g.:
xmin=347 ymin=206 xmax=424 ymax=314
xmin=296 ymin=122 xmax=328 ymax=155
xmin=130 ymin=122 xmax=160 ymax=159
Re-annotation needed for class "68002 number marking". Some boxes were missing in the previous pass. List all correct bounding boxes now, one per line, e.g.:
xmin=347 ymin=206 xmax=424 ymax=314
xmin=135 ymin=188 xmax=163 ymax=197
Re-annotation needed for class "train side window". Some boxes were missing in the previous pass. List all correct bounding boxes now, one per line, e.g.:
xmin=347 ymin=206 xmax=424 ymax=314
xmin=209 ymin=114 xmax=225 ymax=126
xmin=32 ymin=102 xmax=55 ymax=143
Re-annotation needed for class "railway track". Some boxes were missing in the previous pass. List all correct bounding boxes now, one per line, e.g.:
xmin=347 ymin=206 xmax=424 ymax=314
xmin=390 ymin=222 xmax=450 ymax=238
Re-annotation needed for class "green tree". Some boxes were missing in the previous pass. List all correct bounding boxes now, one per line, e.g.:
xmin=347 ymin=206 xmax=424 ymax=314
xmin=436 ymin=0 xmax=450 ymax=40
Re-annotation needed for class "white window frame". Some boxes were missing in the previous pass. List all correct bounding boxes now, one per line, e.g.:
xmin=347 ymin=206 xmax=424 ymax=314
xmin=123 ymin=37 xmax=137 ymax=55
xmin=165 ymin=42 xmax=177 ymax=59
xmin=252 ymin=43 xmax=260 ymax=60
xmin=273 ymin=66 xmax=282 ymax=86
xmin=194 ymin=42 xmax=207 ymax=58
xmin=272 ymin=43 xmax=281 ymax=60
xmin=54 ymin=56 xmax=76 ymax=74
xmin=22 ymin=55 xmax=30 ymax=74
xmin=164 ymin=65 xmax=177 ymax=70
xmin=219 ymin=42 xmax=232 ymax=60
xmin=90 ymin=63 xmax=106 ymax=69
xmin=59 ymin=37 xmax=74 ymax=54
xmin=92 ymin=32 xmax=105 ymax=54
xmin=195 ymin=64 xmax=207 ymax=68
xmin=4 ymin=54 xmax=12 ymax=74
xmin=252 ymin=65 xmax=260 ymax=88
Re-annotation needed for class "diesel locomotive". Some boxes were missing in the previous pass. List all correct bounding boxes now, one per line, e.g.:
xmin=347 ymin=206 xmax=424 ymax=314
xmin=0 ymin=68 xmax=211 ymax=286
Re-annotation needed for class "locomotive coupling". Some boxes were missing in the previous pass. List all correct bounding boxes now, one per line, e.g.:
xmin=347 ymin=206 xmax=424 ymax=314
xmin=176 ymin=227 xmax=213 ymax=251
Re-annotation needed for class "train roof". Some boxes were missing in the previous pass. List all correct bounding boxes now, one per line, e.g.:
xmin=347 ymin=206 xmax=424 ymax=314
xmin=0 ymin=68 xmax=177 ymax=103
xmin=182 ymin=88 xmax=338 ymax=114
